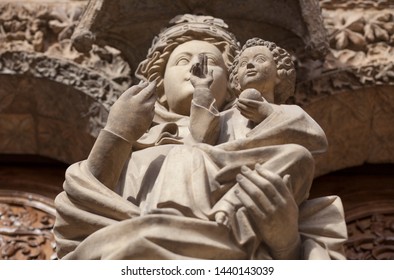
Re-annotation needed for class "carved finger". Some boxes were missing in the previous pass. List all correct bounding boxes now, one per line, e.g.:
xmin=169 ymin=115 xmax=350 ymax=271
xmin=234 ymin=187 xmax=266 ymax=221
xmin=138 ymin=81 xmax=157 ymax=101
xmin=237 ymin=108 xmax=256 ymax=120
xmin=120 ymin=82 xmax=148 ymax=99
xmin=236 ymin=105 xmax=254 ymax=115
xmin=236 ymin=102 xmax=260 ymax=115
xmin=240 ymin=166 xmax=278 ymax=200
xmin=199 ymin=53 xmax=208 ymax=76
xmin=208 ymin=69 xmax=214 ymax=79
xmin=236 ymin=102 xmax=246 ymax=112
xmin=190 ymin=64 xmax=196 ymax=74
xmin=255 ymin=165 xmax=288 ymax=195
xmin=236 ymin=102 xmax=255 ymax=115
xmin=215 ymin=211 xmax=230 ymax=228
xmin=239 ymin=112 xmax=255 ymax=121
xmin=282 ymin=174 xmax=293 ymax=198
xmin=238 ymin=98 xmax=261 ymax=108
xmin=236 ymin=173 xmax=274 ymax=213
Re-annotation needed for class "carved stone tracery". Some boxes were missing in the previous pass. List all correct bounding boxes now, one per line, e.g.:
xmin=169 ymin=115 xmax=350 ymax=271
xmin=0 ymin=191 xmax=56 ymax=260
xmin=0 ymin=1 xmax=134 ymax=163
xmin=345 ymin=213 xmax=394 ymax=260
xmin=0 ymin=2 xmax=132 ymax=109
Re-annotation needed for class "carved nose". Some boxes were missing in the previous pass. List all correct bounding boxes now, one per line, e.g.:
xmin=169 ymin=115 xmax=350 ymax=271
xmin=190 ymin=56 xmax=200 ymax=65
xmin=246 ymin=62 xmax=254 ymax=69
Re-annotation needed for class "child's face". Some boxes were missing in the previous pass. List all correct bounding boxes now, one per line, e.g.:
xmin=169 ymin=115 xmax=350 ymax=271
xmin=237 ymin=46 xmax=277 ymax=103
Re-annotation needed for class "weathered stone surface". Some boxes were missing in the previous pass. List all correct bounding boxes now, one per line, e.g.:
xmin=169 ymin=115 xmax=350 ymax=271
xmin=53 ymin=14 xmax=347 ymax=260
xmin=0 ymin=1 xmax=130 ymax=162
xmin=305 ymin=85 xmax=394 ymax=177
xmin=72 ymin=0 xmax=328 ymax=78
xmin=296 ymin=1 xmax=394 ymax=106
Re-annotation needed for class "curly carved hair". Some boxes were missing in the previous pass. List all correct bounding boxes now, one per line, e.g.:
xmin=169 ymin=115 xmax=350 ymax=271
xmin=136 ymin=34 xmax=239 ymax=109
xmin=229 ymin=38 xmax=295 ymax=104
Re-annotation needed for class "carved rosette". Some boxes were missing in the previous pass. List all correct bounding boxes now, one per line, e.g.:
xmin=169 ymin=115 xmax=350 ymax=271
xmin=345 ymin=213 xmax=394 ymax=260
xmin=295 ymin=0 xmax=394 ymax=106
xmin=0 ymin=191 xmax=56 ymax=260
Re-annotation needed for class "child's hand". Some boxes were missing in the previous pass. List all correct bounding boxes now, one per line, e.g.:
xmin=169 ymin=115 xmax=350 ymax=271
xmin=215 ymin=211 xmax=230 ymax=228
xmin=190 ymin=53 xmax=213 ymax=89
xmin=237 ymin=98 xmax=273 ymax=124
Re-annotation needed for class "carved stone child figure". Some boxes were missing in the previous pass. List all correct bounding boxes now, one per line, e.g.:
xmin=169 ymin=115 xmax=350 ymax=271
xmin=189 ymin=38 xmax=328 ymax=240
xmin=232 ymin=38 xmax=296 ymax=127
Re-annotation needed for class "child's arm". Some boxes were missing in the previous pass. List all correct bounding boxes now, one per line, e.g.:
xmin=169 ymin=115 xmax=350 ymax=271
xmin=188 ymin=54 xmax=221 ymax=144
xmin=189 ymin=53 xmax=216 ymax=108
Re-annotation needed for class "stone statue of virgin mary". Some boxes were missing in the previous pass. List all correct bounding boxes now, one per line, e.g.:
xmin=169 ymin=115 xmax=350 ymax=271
xmin=54 ymin=14 xmax=347 ymax=260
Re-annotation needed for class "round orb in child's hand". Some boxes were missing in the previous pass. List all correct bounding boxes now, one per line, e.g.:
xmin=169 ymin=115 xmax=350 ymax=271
xmin=239 ymin=88 xmax=263 ymax=101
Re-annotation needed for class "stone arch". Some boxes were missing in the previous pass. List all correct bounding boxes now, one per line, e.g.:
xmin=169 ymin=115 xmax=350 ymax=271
xmin=0 ymin=51 xmax=116 ymax=163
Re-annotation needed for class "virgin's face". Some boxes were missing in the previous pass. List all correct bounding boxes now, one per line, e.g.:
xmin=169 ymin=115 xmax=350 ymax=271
xmin=237 ymin=46 xmax=277 ymax=102
xmin=164 ymin=40 xmax=228 ymax=116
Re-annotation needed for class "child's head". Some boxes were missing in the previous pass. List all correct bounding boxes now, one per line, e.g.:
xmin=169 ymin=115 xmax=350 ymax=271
xmin=230 ymin=38 xmax=295 ymax=104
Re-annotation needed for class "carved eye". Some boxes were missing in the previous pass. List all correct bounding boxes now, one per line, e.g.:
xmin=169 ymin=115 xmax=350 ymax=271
xmin=207 ymin=56 xmax=217 ymax=66
xmin=176 ymin=57 xmax=190 ymax=66
xmin=239 ymin=60 xmax=247 ymax=67
xmin=255 ymin=56 xmax=266 ymax=63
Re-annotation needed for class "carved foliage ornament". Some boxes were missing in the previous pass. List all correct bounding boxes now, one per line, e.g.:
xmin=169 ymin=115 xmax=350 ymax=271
xmin=0 ymin=50 xmax=121 ymax=111
xmin=320 ymin=0 xmax=393 ymax=10
xmin=345 ymin=213 xmax=394 ymax=260
xmin=0 ymin=2 xmax=132 ymax=108
xmin=0 ymin=191 xmax=56 ymax=260
xmin=295 ymin=1 xmax=394 ymax=105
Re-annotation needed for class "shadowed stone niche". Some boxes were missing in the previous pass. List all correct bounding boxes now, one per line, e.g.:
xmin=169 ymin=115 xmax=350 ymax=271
xmin=71 ymin=0 xmax=328 ymax=75
xmin=311 ymin=164 xmax=394 ymax=260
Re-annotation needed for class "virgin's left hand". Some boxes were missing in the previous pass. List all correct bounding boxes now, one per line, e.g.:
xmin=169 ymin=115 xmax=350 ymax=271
xmin=235 ymin=165 xmax=300 ymax=257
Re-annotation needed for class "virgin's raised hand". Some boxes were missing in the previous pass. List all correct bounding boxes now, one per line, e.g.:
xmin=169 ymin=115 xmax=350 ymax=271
xmin=105 ymin=81 xmax=157 ymax=143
